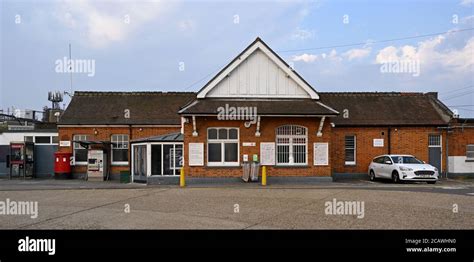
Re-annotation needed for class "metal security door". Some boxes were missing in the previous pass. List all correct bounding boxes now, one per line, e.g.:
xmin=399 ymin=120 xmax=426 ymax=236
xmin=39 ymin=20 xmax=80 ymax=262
xmin=428 ymin=135 xmax=442 ymax=172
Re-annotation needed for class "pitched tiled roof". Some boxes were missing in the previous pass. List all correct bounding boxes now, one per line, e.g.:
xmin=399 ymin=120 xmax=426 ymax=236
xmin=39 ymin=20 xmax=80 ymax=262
xmin=59 ymin=91 xmax=195 ymax=125
xmin=318 ymin=92 xmax=452 ymax=126
xmin=178 ymin=98 xmax=339 ymax=116
xmin=59 ymin=91 xmax=452 ymax=126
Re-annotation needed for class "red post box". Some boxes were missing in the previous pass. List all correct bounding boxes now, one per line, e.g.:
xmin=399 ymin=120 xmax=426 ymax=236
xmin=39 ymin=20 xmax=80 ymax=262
xmin=54 ymin=152 xmax=72 ymax=179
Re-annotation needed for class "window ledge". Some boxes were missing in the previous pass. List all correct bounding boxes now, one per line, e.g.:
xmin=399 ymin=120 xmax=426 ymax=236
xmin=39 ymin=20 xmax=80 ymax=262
xmin=465 ymin=159 xmax=474 ymax=162
xmin=206 ymin=165 xmax=241 ymax=169
xmin=274 ymin=165 xmax=309 ymax=168
xmin=111 ymin=163 xmax=129 ymax=166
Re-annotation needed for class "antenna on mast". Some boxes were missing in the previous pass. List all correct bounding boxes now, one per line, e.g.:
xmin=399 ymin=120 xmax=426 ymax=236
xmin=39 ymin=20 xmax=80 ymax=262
xmin=48 ymin=91 xmax=63 ymax=110
xmin=69 ymin=43 xmax=73 ymax=94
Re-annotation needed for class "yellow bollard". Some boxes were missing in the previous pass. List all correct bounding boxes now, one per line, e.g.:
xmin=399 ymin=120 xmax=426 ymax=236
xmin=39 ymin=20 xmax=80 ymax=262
xmin=262 ymin=166 xmax=267 ymax=186
xmin=180 ymin=167 xmax=185 ymax=187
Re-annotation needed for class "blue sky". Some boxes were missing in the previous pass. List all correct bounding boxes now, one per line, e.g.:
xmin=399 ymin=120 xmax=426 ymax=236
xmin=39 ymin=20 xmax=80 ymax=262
xmin=1 ymin=0 xmax=473 ymax=117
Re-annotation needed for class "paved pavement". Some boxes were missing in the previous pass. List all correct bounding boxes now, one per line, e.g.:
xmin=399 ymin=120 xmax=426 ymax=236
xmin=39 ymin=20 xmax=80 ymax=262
xmin=0 ymin=178 xmax=472 ymax=229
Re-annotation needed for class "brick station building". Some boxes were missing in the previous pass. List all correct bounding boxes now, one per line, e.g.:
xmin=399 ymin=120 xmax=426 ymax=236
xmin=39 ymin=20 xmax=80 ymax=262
xmin=57 ymin=38 xmax=472 ymax=183
xmin=57 ymin=92 xmax=195 ymax=179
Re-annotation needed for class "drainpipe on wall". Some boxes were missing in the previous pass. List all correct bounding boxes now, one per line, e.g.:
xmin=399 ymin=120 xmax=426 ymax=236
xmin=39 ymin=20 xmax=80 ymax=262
xmin=387 ymin=126 xmax=391 ymax=154
xmin=445 ymin=128 xmax=449 ymax=179
xmin=129 ymin=124 xmax=132 ymax=173
xmin=437 ymin=126 xmax=455 ymax=179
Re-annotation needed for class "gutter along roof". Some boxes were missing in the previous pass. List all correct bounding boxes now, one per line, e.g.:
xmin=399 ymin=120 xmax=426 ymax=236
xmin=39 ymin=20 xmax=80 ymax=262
xmin=178 ymin=98 xmax=339 ymax=116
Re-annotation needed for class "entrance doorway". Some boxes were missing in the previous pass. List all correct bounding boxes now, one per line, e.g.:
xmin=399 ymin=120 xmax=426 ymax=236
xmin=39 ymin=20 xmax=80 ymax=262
xmin=132 ymin=145 xmax=147 ymax=182
xmin=151 ymin=144 xmax=183 ymax=176
xmin=131 ymin=132 xmax=184 ymax=183
xmin=428 ymin=134 xmax=442 ymax=173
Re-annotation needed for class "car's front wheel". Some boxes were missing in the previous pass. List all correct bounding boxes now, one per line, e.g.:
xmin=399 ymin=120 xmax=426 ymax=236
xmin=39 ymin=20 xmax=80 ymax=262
xmin=369 ymin=170 xmax=376 ymax=181
xmin=392 ymin=171 xmax=400 ymax=184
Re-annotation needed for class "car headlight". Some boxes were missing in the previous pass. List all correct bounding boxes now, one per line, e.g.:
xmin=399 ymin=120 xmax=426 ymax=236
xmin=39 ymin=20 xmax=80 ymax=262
xmin=399 ymin=166 xmax=413 ymax=171
xmin=434 ymin=167 xmax=438 ymax=172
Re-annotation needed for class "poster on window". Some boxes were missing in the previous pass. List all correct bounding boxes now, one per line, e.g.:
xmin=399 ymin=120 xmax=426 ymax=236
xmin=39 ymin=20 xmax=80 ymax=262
xmin=188 ymin=143 xmax=204 ymax=166
xmin=314 ymin=143 xmax=329 ymax=166
xmin=260 ymin=142 xmax=275 ymax=165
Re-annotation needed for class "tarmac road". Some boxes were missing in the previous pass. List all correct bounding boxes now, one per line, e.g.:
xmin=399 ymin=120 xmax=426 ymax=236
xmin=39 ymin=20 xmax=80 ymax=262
xmin=0 ymin=178 xmax=472 ymax=229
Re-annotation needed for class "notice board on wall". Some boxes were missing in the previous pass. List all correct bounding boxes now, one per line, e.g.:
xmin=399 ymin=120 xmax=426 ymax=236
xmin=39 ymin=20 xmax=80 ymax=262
xmin=188 ymin=143 xmax=204 ymax=166
xmin=373 ymin=139 xmax=384 ymax=147
xmin=260 ymin=142 xmax=275 ymax=165
xmin=314 ymin=142 xmax=329 ymax=166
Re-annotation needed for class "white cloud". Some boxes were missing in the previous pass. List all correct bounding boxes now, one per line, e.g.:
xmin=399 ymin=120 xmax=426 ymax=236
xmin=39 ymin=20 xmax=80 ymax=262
xmin=178 ymin=19 xmax=196 ymax=32
xmin=460 ymin=0 xmax=473 ymax=6
xmin=461 ymin=15 xmax=474 ymax=24
xmin=291 ymin=27 xmax=314 ymax=40
xmin=292 ymin=53 xmax=318 ymax=63
xmin=292 ymin=49 xmax=342 ymax=63
xmin=293 ymin=47 xmax=370 ymax=63
xmin=375 ymin=35 xmax=473 ymax=74
xmin=342 ymin=47 xmax=371 ymax=61
xmin=298 ymin=8 xmax=310 ymax=18
xmin=54 ymin=0 xmax=173 ymax=48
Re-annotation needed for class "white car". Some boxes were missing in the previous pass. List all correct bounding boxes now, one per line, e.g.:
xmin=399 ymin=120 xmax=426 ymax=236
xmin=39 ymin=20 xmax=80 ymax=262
xmin=368 ymin=155 xmax=439 ymax=184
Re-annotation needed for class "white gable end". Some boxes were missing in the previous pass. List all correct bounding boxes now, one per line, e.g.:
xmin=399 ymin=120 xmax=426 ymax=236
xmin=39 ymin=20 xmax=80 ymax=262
xmin=207 ymin=49 xmax=310 ymax=98
xmin=197 ymin=40 xmax=319 ymax=99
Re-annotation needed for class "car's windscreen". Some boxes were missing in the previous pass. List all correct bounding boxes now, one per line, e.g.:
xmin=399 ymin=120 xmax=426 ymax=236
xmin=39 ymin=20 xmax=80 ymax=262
xmin=391 ymin=156 xmax=423 ymax=164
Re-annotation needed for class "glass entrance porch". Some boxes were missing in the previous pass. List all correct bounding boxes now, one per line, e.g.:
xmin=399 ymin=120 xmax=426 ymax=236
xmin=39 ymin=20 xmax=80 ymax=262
xmin=131 ymin=133 xmax=183 ymax=183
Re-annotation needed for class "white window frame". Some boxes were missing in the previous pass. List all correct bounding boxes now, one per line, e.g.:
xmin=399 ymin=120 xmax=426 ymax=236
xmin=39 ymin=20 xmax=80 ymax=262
xmin=28 ymin=135 xmax=58 ymax=145
xmin=275 ymin=125 xmax=308 ymax=166
xmin=345 ymin=135 xmax=356 ymax=165
xmin=207 ymin=127 xmax=240 ymax=167
xmin=168 ymin=145 xmax=183 ymax=175
xmin=73 ymin=134 xmax=89 ymax=165
xmin=466 ymin=144 xmax=474 ymax=161
xmin=111 ymin=134 xmax=129 ymax=165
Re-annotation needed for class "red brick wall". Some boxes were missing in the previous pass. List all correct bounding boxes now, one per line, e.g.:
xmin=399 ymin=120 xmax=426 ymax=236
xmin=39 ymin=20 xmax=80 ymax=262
xmin=331 ymin=126 xmax=447 ymax=174
xmin=448 ymin=125 xmax=474 ymax=156
xmin=58 ymin=125 xmax=180 ymax=174
xmin=183 ymin=116 xmax=332 ymax=177
xmin=59 ymin=123 xmax=454 ymax=178
xmin=331 ymin=127 xmax=388 ymax=174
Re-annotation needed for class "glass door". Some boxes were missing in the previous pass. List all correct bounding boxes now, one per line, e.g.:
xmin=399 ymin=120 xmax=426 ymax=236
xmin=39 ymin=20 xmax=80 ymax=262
xmin=163 ymin=144 xmax=182 ymax=175
xmin=133 ymin=145 xmax=147 ymax=182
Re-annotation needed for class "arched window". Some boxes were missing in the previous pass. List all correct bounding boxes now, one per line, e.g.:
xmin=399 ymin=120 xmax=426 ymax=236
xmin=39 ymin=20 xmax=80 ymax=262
xmin=276 ymin=125 xmax=307 ymax=165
